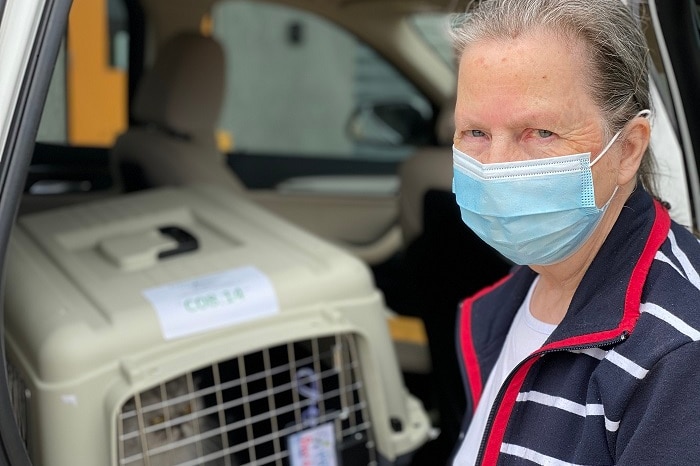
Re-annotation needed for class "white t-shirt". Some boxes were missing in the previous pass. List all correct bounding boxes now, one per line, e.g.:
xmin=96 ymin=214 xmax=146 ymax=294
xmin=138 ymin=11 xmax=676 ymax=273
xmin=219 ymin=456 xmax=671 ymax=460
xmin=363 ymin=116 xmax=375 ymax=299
xmin=453 ymin=277 xmax=557 ymax=466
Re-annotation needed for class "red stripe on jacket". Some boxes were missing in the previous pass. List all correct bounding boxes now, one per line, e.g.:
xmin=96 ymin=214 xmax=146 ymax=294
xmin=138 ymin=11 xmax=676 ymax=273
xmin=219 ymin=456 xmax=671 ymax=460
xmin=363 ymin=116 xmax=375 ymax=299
xmin=459 ymin=274 xmax=512 ymax=411
xmin=481 ymin=357 xmax=538 ymax=464
xmin=476 ymin=199 xmax=670 ymax=464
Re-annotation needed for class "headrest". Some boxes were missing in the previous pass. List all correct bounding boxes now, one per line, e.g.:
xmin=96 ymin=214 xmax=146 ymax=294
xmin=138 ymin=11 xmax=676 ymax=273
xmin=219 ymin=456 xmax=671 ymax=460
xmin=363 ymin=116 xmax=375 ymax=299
xmin=132 ymin=33 xmax=225 ymax=140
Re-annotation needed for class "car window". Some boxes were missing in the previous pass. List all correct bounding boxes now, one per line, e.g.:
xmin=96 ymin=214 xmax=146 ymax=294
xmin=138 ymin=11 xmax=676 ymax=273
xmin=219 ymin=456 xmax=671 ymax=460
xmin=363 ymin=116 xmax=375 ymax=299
xmin=410 ymin=12 xmax=457 ymax=70
xmin=36 ymin=0 xmax=129 ymax=147
xmin=211 ymin=0 xmax=437 ymax=162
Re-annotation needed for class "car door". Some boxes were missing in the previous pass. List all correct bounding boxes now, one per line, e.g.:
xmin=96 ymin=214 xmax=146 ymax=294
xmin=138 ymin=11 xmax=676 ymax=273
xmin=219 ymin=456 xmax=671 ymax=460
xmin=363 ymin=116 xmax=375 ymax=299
xmin=0 ymin=0 xmax=72 ymax=464
xmin=648 ymin=0 xmax=700 ymax=229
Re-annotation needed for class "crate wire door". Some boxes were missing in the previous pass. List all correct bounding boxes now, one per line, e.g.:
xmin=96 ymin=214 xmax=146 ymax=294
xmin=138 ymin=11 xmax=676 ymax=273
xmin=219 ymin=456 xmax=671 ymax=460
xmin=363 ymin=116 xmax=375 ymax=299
xmin=7 ymin=362 xmax=30 ymax=450
xmin=117 ymin=333 xmax=377 ymax=466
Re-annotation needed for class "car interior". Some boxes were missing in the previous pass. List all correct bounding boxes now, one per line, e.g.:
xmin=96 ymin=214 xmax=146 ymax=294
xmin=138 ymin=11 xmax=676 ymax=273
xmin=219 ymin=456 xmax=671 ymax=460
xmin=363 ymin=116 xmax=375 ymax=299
xmin=16 ymin=0 xmax=493 ymax=464
xmin=3 ymin=0 xmax=698 ymax=465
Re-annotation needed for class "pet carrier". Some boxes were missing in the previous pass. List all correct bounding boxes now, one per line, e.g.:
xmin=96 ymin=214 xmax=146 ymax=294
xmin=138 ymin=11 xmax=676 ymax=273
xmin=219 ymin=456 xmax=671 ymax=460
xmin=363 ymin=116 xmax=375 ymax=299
xmin=5 ymin=184 xmax=431 ymax=466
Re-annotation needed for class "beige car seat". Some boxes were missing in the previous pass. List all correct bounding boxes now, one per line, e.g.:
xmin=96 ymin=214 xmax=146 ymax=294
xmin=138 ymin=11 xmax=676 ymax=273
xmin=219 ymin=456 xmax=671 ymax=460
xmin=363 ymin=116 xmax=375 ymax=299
xmin=398 ymin=96 xmax=455 ymax=246
xmin=111 ymin=32 xmax=245 ymax=192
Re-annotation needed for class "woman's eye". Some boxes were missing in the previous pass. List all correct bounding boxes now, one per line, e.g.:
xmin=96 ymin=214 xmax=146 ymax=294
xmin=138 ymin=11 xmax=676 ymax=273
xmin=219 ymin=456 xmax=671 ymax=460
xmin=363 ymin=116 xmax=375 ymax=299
xmin=537 ymin=129 xmax=553 ymax=138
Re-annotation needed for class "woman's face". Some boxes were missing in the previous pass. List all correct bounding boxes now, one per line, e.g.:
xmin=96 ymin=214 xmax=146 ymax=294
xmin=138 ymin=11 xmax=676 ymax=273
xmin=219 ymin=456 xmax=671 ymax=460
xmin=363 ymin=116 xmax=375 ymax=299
xmin=453 ymin=29 xmax=618 ymax=206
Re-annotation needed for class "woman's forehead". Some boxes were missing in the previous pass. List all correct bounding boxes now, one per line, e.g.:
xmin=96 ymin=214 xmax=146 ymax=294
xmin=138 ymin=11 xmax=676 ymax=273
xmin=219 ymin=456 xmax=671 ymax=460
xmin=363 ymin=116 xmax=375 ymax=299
xmin=455 ymin=30 xmax=599 ymax=127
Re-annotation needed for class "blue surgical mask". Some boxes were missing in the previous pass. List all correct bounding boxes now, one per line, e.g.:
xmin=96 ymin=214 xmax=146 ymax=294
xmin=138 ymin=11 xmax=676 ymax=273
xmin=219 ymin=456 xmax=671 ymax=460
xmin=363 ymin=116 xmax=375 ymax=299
xmin=451 ymin=115 xmax=647 ymax=265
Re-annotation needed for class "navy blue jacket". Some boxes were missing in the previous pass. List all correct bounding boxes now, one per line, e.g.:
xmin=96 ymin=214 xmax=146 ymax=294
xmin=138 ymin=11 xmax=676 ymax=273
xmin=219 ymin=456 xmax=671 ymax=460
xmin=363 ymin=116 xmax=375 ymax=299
xmin=456 ymin=188 xmax=700 ymax=465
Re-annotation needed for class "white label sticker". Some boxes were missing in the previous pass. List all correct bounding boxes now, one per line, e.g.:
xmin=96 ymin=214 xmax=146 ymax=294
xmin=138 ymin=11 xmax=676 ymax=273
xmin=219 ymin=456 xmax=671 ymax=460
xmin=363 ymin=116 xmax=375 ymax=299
xmin=143 ymin=266 xmax=279 ymax=340
xmin=288 ymin=422 xmax=338 ymax=466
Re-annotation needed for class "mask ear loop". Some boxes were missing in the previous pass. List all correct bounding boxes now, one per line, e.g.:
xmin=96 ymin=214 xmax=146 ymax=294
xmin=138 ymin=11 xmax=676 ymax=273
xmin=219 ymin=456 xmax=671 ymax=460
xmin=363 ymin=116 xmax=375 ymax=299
xmin=589 ymin=109 xmax=652 ymax=167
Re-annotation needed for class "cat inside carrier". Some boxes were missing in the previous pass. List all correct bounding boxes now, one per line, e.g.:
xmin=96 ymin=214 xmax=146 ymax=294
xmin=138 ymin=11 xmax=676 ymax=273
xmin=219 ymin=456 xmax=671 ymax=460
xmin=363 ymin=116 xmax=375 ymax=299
xmin=117 ymin=334 xmax=376 ymax=466
xmin=5 ymin=185 xmax=431 ymax=466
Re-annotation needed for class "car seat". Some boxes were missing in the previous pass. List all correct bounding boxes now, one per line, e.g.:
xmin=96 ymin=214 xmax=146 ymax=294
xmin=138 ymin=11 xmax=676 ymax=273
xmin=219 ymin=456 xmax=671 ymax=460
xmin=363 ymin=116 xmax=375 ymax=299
xmin=111 ymin=32 xmax=245 ymax=193
xmin=398 ymin=96 xmax=456 ymax=247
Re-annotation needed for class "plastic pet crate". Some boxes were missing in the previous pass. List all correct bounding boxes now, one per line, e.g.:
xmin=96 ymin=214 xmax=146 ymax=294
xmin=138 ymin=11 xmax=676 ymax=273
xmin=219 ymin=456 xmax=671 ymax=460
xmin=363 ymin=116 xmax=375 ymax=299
xmin=5 ymin=184 xmax=430 ymax=466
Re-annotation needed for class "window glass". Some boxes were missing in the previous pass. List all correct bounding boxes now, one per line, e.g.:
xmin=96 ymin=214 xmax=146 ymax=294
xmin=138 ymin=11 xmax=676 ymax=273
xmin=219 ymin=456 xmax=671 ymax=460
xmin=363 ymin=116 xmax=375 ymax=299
xmin=36 ymin=40 xmax=68 ymax=144
xmin=212 ymin=0 xmax=435 ymax=161
xmin=108 ymin=0 xmax=129 ymax=70
xmin=410 ymin=12 xmax=457 ymax=70
xmin=36 ymin=0 xmax=129 ymax=147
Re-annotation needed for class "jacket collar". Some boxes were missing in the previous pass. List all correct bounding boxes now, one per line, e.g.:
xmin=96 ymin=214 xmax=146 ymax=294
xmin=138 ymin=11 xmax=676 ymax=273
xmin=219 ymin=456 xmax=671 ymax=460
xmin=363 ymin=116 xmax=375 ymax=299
xmin=464 ymin=187 xmax=671 ymax=376
xmin=544 ymin=187 xmax=670 ymax=349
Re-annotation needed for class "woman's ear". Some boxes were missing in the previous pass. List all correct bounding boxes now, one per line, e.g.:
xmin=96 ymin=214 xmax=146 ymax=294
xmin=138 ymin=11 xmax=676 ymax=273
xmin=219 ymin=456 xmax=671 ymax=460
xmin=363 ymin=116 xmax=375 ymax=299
xmin=617 ymin=115 xmax=651 ymax=186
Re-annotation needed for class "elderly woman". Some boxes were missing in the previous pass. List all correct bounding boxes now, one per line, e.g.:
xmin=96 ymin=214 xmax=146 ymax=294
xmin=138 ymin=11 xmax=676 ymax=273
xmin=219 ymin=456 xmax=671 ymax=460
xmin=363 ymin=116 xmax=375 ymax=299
xmin=450 ymin=0 xmax=700 ymax=465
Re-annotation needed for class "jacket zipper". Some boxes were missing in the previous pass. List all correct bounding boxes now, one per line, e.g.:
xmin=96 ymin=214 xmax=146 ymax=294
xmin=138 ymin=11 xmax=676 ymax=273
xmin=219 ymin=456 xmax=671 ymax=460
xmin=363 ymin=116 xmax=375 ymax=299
xmin=472 ymin=331 xmax=630 ymax=465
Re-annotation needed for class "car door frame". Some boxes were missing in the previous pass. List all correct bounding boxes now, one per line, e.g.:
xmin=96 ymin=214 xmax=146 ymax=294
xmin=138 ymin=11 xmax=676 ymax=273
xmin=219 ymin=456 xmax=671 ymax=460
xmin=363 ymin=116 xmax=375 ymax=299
xmin=0 ymin=0 xmax=72 ymax=464
xmin=649 ymin=0 xmax=700 ymax=230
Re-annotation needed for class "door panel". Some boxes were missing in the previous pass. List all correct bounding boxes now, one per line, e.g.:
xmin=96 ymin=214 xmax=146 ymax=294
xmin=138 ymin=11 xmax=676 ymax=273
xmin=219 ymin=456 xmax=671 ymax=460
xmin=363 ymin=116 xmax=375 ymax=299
xmin=230 ymin=152 xmax=402 ymax=263
xmin=250 ymin=188 xmax=400 ymax=263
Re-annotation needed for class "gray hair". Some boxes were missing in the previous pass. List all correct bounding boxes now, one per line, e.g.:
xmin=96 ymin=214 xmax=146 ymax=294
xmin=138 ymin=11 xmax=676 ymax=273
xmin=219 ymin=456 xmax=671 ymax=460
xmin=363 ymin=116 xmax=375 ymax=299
xmin=452 ymin=0 xmax=658 ymax=198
